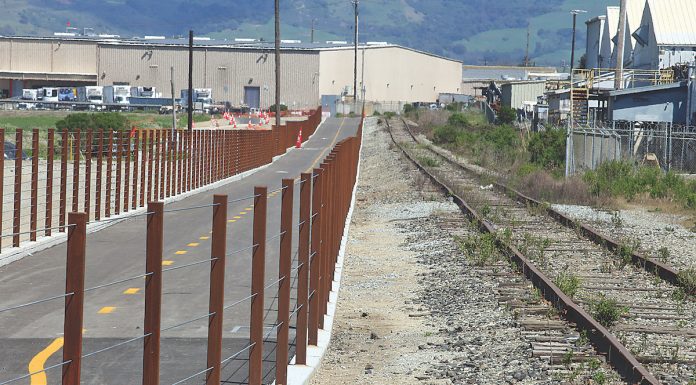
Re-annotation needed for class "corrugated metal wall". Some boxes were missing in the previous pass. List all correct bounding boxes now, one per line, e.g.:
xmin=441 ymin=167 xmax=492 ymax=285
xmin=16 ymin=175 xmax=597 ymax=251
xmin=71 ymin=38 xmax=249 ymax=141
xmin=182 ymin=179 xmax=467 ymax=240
xmin=98 ymin=45 xmax=320 ymax=108
xmin=0 ymin=38 xmax=97 ymax=74
xmin=501 ymin=82 xmax=546 ymax=109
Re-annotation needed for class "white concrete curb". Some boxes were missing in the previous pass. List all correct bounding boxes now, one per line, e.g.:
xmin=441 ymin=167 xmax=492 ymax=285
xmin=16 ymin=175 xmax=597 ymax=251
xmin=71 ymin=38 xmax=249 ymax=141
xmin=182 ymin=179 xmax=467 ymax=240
xmin=0 ymin=118 xmax=328 ymax=268
xmin=278 ymin=118 xmax=367 ymax=385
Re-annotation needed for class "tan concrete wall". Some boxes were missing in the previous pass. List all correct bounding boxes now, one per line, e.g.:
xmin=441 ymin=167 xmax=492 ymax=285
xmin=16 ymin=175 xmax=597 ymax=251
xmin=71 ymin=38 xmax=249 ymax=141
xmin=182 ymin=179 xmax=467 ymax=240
xmin=98 ymin=45 xmax=320 ymax=109
xmin=0 ymin=38 xmax=97 ymax=74
xmin=319 ymin=46 xmax=461 ymax=103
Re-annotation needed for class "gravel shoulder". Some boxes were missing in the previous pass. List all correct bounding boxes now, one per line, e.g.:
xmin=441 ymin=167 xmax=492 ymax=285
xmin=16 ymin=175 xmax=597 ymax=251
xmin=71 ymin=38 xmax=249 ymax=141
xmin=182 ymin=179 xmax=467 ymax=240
xmin=553 ymin=204 xmax=696 ymax=271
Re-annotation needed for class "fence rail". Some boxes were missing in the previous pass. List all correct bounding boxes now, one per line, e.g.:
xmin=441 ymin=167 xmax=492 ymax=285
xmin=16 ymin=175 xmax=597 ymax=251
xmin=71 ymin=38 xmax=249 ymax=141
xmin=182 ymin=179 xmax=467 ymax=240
xmin=0 ymin=108 xmax=322 ymax=252
xmin=0 ymin=109 xmax=364 ymax=385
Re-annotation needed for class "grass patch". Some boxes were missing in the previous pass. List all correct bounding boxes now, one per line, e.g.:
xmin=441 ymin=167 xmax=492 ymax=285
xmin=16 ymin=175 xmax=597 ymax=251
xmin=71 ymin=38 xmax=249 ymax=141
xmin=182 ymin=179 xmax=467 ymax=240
xmin=554 ymin=271 xmax=581 ymax=298
xmin=590 ymin=295 xmax=627 ymax=327
xmin=417 ymin=155 xmax=440 ymax=168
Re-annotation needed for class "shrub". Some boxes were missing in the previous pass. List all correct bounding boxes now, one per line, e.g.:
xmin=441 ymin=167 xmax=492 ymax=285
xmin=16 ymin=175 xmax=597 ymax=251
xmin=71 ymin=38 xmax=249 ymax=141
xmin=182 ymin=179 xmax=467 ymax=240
xmin=269 ymin=104 xmax=288 ymax=112
xmin=417 ymin=155 xmax=440 ymax=168
xmin=528 ymin=128 xmax=566 ymax=168
xmin=432 ymin=125 xmax=460 ymax=144
xmin=56 ymin=112 xmax=130 ymax=132
xmin=403 ymin=104 xmax=415 ymax=114
xmin=496 ymin=106 xmax=517 ymax=125
xmin=447 ymin=112 xmax=469 ymax=127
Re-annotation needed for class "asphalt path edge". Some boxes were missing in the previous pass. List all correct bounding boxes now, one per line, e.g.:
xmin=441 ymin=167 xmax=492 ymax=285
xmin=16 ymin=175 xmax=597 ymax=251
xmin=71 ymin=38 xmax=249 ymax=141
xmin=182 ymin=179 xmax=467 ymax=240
xmin=281 ymin=117 xmax=367 ymax=385
xmin=0 ymin=118 xmax=328 ymax=269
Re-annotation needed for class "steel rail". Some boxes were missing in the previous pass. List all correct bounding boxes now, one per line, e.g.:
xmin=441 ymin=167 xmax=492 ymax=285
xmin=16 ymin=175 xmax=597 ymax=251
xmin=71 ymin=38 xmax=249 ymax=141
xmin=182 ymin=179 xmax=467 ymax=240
xmin=386 ymin=119 xmax=659 ymax=385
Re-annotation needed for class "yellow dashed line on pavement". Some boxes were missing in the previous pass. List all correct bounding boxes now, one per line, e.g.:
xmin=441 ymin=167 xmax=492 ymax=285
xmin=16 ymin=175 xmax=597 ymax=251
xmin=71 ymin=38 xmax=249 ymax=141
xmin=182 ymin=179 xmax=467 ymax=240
xmin=228 ymin=219 xmax=237 ymax=223
xmin=123 ymin=288 xmax=140 ymax=295
xmin=162 ymin=260 xmax=174 ymax=266
xmin=233 ymin=216 xmax=242 ymax=219
xmin=200 ymin=236 xmax=209 ymax=240
xmin=240 ymin=211 xmax=247 ymax=215
xmin=245 ymin=207 xmax=253 ymax=211
xmin=98 ymin=307 xmax=116 ymax=314
xmin=175 ymin=250 xmax=187 ymax=255
xmin=187 ymin=242 xmax=200 ymax=247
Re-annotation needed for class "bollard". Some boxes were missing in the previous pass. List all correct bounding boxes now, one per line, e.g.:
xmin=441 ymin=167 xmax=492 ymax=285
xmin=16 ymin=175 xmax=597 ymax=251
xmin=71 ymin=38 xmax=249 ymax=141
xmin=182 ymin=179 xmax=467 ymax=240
xmin=143 ymin=201 xmax=164 ymax=385
xmin=206 ymin=195 xmax=228 ymax=385
xmin=62 ymin=212 xmax=87 ymax=385
xmin=249 ymin=187 xmax=267 ymax=385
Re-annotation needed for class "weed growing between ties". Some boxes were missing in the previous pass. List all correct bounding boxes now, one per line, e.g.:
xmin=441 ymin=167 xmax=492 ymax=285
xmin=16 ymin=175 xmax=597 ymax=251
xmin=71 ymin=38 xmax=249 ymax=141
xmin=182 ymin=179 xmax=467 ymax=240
xmin=416 ymin=155 xmax=441 ymax=168
xmin=677 ymin=268 xmax=696 ymax=295
xmin=554 ymin=271 xmax=582 ymax=298
xmin=616 ymin=239 xmax=641 ymax=269
xmin=454 ymin=233 xmax=500 ymax=266
xmin=590 ymin=295 xmax=627 ymax=327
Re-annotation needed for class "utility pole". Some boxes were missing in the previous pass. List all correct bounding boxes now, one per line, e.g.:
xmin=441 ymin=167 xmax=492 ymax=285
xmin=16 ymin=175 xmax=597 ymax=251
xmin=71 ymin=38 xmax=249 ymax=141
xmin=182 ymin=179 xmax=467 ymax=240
xmin=569 ymin=10 xmax=586 ymax=73
xmin=614 ymin=0 xmax=627 ymax=90
xmin=352 ymin=0 xmax=359 ymax=102
xmin=170 ymin=66 xmax=176 ymax=135
xmin=311 ymin=18 xmax=316 ymax=44
xmin=275 ymin=0 xmax=281 ymax=128
xmin=187 ymin=30 xmax=193 ymax=131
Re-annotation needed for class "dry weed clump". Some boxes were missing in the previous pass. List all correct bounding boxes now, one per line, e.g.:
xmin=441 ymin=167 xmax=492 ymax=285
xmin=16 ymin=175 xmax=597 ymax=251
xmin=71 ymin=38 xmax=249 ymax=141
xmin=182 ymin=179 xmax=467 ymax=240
xmin=514 ymin=171 xmax=596 ymax=206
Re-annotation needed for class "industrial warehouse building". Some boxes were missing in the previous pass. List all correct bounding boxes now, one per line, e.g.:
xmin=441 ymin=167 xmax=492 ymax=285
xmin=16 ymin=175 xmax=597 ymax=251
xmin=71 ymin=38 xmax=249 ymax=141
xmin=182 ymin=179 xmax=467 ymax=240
xmin=0 ymin=35 xmax=462 ymax=109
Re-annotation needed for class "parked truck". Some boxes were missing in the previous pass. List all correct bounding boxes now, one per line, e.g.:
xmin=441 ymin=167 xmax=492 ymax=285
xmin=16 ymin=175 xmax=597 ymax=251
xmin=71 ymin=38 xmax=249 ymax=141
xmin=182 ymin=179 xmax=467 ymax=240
xmin=58 ymin=88 xmax=78 ymax=102
xmin=181 ymin=88 xmax=220 ymax=114
xmin=103 ymin=85 xmax=131 ymax=110
xmin=21 ymin=89 xmax=41 ymax=101
xmin=131 ymin=86 xmax=158 ymax=98
xmin=76 ymin=86 xmax=105 ymax=110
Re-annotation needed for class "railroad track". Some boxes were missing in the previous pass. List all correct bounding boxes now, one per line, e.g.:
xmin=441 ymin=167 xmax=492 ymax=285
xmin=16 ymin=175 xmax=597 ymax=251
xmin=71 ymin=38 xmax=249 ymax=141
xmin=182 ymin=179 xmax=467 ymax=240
xmin=386 ymin=118 xmax=696 ymax=385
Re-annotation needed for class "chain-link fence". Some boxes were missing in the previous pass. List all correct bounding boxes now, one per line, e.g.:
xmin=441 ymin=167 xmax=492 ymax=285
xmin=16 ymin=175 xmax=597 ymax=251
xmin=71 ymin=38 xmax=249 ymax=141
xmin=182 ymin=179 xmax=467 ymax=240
xmin=570 ymin=121 xmax=696 ymax=174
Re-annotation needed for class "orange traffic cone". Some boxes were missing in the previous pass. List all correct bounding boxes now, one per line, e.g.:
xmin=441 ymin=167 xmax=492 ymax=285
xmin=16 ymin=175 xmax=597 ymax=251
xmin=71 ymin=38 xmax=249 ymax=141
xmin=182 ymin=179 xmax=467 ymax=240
xmin=295 ymin=129 xmax=302 ymax=149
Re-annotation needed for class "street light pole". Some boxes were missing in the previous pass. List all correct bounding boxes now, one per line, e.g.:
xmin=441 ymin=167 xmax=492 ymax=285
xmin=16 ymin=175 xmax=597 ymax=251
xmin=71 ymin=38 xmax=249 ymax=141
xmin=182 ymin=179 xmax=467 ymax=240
xmin=570 ymin=9 xmax=586 ymax=72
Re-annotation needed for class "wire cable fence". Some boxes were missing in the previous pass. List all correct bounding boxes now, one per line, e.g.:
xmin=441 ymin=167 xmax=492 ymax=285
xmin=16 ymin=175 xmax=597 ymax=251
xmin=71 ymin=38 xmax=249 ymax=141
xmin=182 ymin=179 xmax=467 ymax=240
xmin=0 ymin=106 xmax=368 ymax=385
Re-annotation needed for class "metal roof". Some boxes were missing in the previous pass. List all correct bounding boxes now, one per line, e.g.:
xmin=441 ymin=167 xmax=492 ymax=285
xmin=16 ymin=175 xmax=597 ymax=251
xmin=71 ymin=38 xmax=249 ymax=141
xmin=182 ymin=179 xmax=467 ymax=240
xmin=646 ymin=0 xmax=696 ymax=45
xmin=608 ymin=81 xmax=685 ymax=96
xmin=626 ymin=0 xmax=647 ymax=48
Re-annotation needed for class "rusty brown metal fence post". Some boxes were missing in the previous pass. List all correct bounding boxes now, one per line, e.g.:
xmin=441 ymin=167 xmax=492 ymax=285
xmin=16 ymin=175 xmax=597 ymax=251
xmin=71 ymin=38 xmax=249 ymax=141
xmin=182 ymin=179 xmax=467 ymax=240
xmin=249 ymin=186 xmax=267 ymax=385
xmin=132 ymin=133 xmax=140 ymax=211
xmin=45 ymin=130 xmax=54 ymax=237
xmin=205 ymin=194 xmax=227 ymax=385
xmin=95 ymin=130 xmax=103 ymax=221
xmin=143 ymin=201 xmax=164 ymax=385
xmin=124 ymin=131 xmax=131 ymax=213
xmin=308 ymin=168 xmax=322 ymax=345
xmin=276 ymin=179 xmax=294 ymax=385
xmin=84 ymin=131 xmax=92 ymax=221
xmin=62 ymin=212 xmax=87 ymax=385
xmin=115 ymin=131 xmax=123 ymax=216
xmin=30 ymin=129 xmax=39 ymax=241
xmin=148 ymin=130 xmax=154 ymax=203
xmin=0 ymin=131 xmax=3 ymax=248
xmin=106 ymin=131 xmax=113 ymax=218
xmin=154 ymin=130 xmax=161 ymax=201
xmin=72 ymin=130 xmax=80 ymax=214
xmin=296 ymin=173 xmax=311 ymax=364
xmin=59 ymin=130 xmax=68 ymax=231
xmin=13 ymin=130 xmax=22 ymax=247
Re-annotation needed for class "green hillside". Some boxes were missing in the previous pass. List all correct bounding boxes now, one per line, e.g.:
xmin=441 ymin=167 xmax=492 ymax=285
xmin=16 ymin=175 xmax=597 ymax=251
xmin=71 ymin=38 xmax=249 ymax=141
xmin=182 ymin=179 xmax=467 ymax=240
xmin=0 ymin=0 xmax=617 ymax=66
